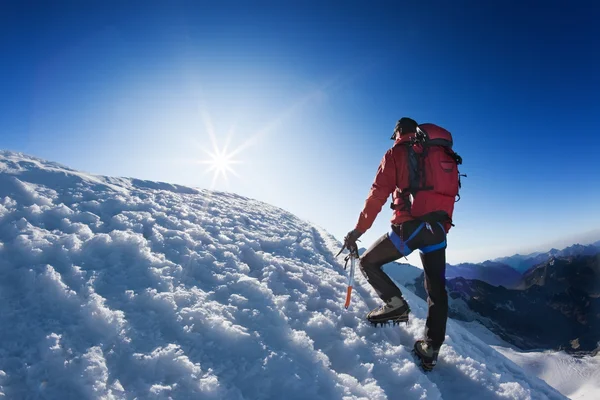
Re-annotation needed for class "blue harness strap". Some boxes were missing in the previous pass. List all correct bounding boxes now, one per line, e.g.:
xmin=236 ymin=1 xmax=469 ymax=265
xmin=420 ymin=222 xmax=447 ymax=254
xmin=420 ymin=240 xmax=447 ymax=254
xmin=388 ymin=229 xmax=408 ymax=255
xmin=389 ymin=221 xmax=448 ymax=255
xmin=389 ymin=222 xmax=424 ymax=255
xmin=406 ymin=222 xmax=425 ymax=243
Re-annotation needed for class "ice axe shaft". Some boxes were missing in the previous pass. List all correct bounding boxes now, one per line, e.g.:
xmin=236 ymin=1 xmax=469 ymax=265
xmin=344 ymin=255 xmax=356 ymax=309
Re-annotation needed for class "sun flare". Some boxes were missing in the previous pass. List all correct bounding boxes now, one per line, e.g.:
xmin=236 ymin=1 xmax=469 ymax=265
xmin=207 ymin=148 xmax=237 ymax=175
xmin=200 ymin=144 xmax=241 ymax=186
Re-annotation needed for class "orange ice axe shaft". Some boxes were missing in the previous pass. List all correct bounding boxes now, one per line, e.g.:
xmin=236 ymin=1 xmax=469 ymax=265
xmin=344 ymin=256 xmax=356 ymax=309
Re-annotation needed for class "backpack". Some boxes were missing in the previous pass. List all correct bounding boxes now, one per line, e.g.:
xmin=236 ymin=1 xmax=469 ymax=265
xmin=393 ymin=123 xmax=465 ymax=226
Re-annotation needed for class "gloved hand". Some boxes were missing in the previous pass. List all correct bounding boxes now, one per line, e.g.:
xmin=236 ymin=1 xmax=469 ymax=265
xmin=343 ymin=229 xmax=363 ymax=255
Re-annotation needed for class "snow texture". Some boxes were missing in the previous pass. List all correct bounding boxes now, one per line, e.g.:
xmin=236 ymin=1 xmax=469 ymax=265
xmin=457 ymin=320 xmax=600 ymax=400
xmin=495 ymin=349 xmax=600 ymax=400
xmin=0 ymin=151 xmax=567 ymax=399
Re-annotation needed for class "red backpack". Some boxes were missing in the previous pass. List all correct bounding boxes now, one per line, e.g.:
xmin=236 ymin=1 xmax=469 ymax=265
xmin=395 ymin=123 xmax=465 ymax=228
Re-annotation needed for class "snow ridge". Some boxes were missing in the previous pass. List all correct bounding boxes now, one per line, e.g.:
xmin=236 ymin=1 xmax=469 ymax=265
xmin=0 ymin=151 xmax=565 ymax=399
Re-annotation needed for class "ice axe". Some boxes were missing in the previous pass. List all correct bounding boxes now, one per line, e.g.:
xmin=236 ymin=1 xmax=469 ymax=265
xmin=336 ymin=243 xmax=359 ymax=309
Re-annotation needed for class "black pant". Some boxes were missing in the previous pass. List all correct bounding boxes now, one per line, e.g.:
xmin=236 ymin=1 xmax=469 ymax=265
xmin=359 ymin=220 xmax=448 ymax=349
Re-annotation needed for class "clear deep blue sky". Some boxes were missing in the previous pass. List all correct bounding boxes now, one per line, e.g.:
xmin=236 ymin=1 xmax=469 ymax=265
xmin=1 ymin=1 xmax=599 ymax=264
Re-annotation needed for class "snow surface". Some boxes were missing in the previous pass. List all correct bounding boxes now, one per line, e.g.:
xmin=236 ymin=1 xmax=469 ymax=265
xmin=0 ymin=150 xmax=567 ymax=399
xmin=456 ymin=320 xmax=600 ymax=400
xmin=383 ymin=262 xmax=423 ymax=288
xmin=495 ymin=349 xmax=600 ymax=400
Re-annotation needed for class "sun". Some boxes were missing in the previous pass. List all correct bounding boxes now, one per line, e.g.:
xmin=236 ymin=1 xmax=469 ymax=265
xmin=206 ymin=147 xmax=238 ymax=176
xmin=199 ymin=143 xmax=241 ymax=186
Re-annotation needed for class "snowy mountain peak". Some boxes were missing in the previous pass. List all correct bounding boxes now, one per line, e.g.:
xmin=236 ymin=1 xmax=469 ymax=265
xmin=0 ymin=151 xmax=565 ymax=399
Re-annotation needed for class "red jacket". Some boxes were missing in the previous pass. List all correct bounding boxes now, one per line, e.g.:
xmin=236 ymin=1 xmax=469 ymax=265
xmin=354 ymin=133 xmax=455 ymax=234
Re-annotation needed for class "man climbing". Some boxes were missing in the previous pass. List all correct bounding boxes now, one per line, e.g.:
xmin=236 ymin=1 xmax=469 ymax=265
xmin=343 ymin=117 xmax=463 ymax=371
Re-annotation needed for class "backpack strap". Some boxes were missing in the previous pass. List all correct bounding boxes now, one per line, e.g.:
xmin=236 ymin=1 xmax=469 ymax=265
xmin=402 ymin=141 xmax=433 ymax=195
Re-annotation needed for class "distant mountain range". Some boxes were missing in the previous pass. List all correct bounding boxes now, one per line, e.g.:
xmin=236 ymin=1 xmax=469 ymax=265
xmin=446 ymin=261 xmax=523 ymax=289
xmin=493 ymin=242 xmax=600 ymax=273
xmin=444 ymin=241 xmax=600 ymax=288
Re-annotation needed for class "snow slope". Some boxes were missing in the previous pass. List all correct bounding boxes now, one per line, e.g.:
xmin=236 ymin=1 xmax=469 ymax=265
xmin=383 ymin=262 xmax=423 ymax=288
xmin=0 ymin=150 xmax=566 ymax=399
xmin=456 ymin=320 xmax=600 ymax=400
xmin=495 ymin=349 xmax=600 ymax=400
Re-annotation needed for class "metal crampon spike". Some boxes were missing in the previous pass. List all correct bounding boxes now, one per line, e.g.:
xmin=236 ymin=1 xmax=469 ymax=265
xmin=369 ymin=318 xmax=409 ymax=327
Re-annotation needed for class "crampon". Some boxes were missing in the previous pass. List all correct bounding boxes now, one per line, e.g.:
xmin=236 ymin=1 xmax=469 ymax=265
xmin=367 ymin=314 xmax=409 ymax=327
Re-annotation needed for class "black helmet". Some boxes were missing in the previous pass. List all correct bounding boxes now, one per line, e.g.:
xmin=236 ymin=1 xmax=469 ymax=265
xmin=390 ymin=117 xmax=418 ymax=139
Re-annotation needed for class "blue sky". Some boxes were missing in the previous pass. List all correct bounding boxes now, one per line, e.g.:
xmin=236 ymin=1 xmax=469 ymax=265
xmin=1 ymin=1 xmax=599 ymax=265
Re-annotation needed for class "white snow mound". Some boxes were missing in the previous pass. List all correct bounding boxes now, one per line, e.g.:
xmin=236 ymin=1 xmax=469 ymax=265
xmin=0 ymin=150 xmax=566 ymax=399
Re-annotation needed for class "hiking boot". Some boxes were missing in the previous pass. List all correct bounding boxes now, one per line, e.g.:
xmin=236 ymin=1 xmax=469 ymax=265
xmin=366 ymin=296 xmax=410 ymax=325
xmin=413 ymin=340 xmax=440 ymax=371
